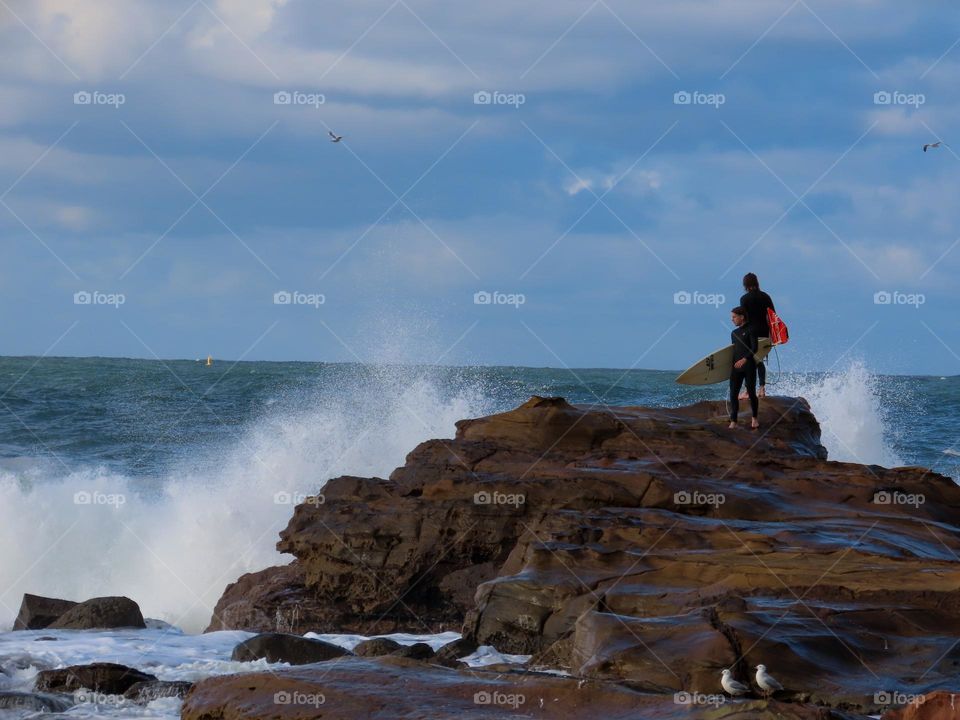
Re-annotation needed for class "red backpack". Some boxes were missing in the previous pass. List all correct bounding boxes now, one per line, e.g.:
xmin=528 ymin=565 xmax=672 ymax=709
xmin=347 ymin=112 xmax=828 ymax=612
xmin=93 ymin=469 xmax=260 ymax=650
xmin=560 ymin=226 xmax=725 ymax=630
xmin=767 ymin=308 xmax=789 ymax=345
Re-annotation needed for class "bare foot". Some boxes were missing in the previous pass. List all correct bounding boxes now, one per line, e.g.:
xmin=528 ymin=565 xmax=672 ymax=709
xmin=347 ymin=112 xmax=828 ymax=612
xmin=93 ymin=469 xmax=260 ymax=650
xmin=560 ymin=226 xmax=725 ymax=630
xmin=751 ymin=420 xmax=760 ymax=430
xmin=728 ymin=421 xmax=737 ymax=429
xmin=758 ymin=385 xmax=767 ymax=398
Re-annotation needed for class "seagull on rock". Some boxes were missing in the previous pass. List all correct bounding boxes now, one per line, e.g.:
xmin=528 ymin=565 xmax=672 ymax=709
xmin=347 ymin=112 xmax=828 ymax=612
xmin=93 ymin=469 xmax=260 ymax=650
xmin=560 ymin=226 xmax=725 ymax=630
xmin=328 ymin=130 xmax=343 ymax=143
xmin=755 ymin=664 xmax=783 ymax=697
xmin=721 ymin=668 xmax=749 ymax=696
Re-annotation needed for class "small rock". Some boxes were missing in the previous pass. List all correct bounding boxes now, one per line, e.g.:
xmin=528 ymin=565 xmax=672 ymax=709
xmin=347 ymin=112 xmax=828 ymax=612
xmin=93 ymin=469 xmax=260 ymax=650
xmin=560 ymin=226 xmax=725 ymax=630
xmin=13 ymin=594 xmax=78 ymax=630
xmin=353 ymin=638 xmax=403 ymax=657
xmin=231 ymin=633 xmax=351 ymax=665
xmin=34 ymin=636 xmax=59 ymax=641
xmin=391 ymin=642 xmax=435 ymax=660
xmin=35 ymin=662 xmax=157 ymax=695
xmin=48 ymin=596 xmax=146 ymax=630
xmin=435 ymin=637 xmax=479 ymax=667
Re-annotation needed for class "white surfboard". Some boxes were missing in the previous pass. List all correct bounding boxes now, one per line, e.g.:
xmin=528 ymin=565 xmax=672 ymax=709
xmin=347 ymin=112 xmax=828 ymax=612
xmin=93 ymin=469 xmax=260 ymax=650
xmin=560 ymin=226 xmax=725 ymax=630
xmin=675 ymin=338 xmax=773 ymax=386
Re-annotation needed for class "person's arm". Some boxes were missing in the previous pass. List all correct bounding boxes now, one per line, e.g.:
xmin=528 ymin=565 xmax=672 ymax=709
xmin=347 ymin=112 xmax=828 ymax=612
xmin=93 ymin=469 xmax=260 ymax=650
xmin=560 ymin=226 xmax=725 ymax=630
xmin=765 ymin=292 xmax=775 ymax=313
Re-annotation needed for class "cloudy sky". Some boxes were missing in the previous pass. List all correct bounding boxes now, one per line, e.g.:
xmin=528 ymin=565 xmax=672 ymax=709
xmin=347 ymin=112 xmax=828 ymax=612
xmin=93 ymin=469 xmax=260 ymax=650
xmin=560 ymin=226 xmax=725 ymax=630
xmin=1 ymin=0 xmax=958 ymax=374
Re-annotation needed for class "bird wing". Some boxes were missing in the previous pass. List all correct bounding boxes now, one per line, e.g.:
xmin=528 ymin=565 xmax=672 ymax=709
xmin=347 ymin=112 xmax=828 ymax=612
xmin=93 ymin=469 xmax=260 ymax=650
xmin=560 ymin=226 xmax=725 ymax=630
xmin=328 ymin=131 xmax=337 ymax=139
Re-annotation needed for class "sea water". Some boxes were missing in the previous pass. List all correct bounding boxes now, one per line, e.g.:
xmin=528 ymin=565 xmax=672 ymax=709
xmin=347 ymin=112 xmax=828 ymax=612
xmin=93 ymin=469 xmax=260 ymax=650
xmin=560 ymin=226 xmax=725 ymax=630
xmin=0 ymin=356 xmax=953 ymax=717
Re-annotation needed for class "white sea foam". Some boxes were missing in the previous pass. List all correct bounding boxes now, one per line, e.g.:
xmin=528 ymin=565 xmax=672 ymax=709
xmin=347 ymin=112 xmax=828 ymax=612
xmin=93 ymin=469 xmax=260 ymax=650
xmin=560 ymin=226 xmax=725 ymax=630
xmin=0 ymin=370 xmax=490 ymax=634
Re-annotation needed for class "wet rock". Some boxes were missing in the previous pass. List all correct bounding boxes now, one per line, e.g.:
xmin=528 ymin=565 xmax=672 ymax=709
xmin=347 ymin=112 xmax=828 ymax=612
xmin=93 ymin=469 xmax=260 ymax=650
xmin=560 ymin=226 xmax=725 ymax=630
xmin=124 ymin=680 xmax=194 ymax=703
xmin=353 ymin=637 xmax=402 ymax=657
xmin=0 ymin=691 xmax=74 ymax=712
xmin=231 ymin=632 xmax=351 ymax=664
xmin=35 ymin=662 xmax=157 ymax=695
xmin=48 ymin=596 xmax=145 ymax=629
xmin=13 ymin=593 xmax=78 ymax=630
xmin=435 ymin=637 xmax=479 ymax=667
xmin=390 ymin=642 xmax=434 ymax=660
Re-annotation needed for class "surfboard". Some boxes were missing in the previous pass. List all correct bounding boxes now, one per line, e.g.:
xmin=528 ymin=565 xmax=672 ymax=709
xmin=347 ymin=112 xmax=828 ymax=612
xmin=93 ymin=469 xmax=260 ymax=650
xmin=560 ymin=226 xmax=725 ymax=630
xmin=675 ymin=338 xmax=773 ymax=386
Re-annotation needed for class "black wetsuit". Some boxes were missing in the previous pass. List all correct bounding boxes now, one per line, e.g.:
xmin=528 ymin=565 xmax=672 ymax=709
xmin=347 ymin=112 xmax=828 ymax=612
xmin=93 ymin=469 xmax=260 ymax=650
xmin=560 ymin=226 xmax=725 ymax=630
xmin=730 ymin=323 xmax=758 ymax=422
xmin=739 ymin=289 xmax=775 ymax=386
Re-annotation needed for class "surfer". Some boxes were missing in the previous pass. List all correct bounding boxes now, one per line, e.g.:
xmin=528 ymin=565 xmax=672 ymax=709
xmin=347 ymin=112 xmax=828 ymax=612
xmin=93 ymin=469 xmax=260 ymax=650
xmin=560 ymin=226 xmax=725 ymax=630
xmin=740 ymin=272 xmax=776 ymax=398
xmin=729 ymin=306 xmax=760 ymax=430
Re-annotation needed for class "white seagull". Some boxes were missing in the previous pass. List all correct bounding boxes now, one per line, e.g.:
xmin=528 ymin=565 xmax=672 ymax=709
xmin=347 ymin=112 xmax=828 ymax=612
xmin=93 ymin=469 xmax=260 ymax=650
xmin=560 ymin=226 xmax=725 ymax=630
xmin=755 ymin=664 xmax=783 ymax=696
xmin=328 ymin=130 xmax=343 ymax=143
xmin=923 ymin=141 xmax=947 ymax=152
xmin=720 ymin=668 xmax=749 ymax=696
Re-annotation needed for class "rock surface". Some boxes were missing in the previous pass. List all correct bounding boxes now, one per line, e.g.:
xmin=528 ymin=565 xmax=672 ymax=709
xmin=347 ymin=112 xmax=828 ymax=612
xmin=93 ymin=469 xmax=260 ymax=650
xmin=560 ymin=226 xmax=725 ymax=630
xmin=231 ymin=632 xmax=352 ymax=664
xmin=34 ymin=662 xmax=157 ymax=695
xmin=207 ymin=396 xmax=960 ymax=715
xmin=0 ymin=691 xmax=74 ymax=712
xmin=181 ymin=655 xmax=870 ymax=720
xmin=353 ymin=637 xmax=403 ymax=657
xmin=123 ymin=679 xmax=194 ymax=703
xmin=47 ymin=596 xmax=145 ymax=629
xmin=12 ymin=594 xmax=78 ymax=630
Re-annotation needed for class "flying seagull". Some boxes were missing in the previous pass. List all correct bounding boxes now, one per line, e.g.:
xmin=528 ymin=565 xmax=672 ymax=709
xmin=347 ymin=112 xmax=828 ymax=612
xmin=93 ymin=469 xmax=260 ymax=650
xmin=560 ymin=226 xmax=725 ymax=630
xmin=721 ymin=669 xmax=749 ymax=696
xmin=328 ymin=131 xmax=343 ymax=143
xmin=923 ymin=141 xmax=947 ymax=152
xmin=755 ymin=664 xmax=783 ymax=697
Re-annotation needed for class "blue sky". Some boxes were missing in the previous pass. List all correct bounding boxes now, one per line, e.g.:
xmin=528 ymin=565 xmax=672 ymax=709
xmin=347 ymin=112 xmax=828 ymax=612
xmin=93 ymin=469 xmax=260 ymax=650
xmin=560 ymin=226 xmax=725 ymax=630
xmin=1 ymin=0 xmax=959 ymax=374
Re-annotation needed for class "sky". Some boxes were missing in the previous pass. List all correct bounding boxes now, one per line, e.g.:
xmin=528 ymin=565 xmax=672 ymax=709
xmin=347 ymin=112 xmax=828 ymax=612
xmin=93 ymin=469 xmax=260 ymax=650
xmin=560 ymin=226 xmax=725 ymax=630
xmin=1 ymin=0 xmax=959 ymax=374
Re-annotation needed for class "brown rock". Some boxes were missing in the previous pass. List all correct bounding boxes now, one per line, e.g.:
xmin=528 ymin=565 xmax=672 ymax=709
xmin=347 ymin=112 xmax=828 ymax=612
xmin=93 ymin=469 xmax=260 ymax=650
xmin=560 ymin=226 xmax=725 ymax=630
xmin=13 ymin=594 xmax=78 ymax=630
xmin=48 ymin=596 xmax=145 ymax=630
xmin=882 ymin=691 xmax=960 ymax=719
xmin=353 ymin=637 xmax=402 ymax=656
xmin=34 ymin=662 xmax=157 ymax=695
xmin=231 ymin=632 xmax=351 ymax=664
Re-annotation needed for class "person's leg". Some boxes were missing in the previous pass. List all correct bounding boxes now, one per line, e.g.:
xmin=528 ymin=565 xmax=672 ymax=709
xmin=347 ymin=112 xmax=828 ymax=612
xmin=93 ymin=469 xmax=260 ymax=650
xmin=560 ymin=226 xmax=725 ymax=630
xmin=757 ymin=360 xmax=767 ymax=397
xmin=729 ymin=371 xmax=744 ymax=427
xmin=746 ymin=365 xmax=759 ymax=427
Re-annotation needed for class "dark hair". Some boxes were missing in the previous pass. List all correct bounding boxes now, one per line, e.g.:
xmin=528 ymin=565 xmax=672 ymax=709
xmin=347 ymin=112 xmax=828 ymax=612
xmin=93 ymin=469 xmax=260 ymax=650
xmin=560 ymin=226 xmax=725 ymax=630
xmin=743 ymin=272 xmax=759 ymax=291
xmin=732 ymin=306 xmax=747 ymax=318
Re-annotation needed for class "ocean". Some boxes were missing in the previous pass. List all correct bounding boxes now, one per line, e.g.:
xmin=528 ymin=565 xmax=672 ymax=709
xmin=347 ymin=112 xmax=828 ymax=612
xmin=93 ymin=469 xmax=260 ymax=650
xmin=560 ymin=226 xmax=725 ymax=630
xmin=0 ymin=355 xmax=955 ymax=717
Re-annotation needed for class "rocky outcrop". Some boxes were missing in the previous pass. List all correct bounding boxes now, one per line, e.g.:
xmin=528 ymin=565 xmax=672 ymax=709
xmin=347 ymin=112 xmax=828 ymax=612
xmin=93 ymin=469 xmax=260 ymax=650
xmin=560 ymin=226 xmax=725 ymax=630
xmin=181 ymin=655 xmax=870 ymax=720
xmin=34 ymin=662 xmax=157 ymax=695
xmin=12 ymin=594 xmax=78 ymax=630
xmin=47 ymin=596 xmax=145 ymax=629
xmin=231 ymin=632 xmax=351 ymax=664
xmin=207 ymin=396 xmax=960 ymax=715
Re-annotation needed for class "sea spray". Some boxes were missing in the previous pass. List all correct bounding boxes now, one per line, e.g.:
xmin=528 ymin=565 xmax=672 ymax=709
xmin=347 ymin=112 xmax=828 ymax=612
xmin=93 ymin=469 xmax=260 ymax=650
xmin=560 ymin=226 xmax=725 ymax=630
xmin=0 ymin=366 xmax=490 ymax=633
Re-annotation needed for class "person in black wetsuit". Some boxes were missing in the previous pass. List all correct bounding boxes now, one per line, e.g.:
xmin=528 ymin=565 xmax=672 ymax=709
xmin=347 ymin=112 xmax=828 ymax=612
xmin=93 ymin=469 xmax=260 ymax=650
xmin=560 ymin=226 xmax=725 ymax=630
xmin=729 ymin=306 xmax=760 ymax=430
xmin=739 ymin=272 xmax=776 ymax=397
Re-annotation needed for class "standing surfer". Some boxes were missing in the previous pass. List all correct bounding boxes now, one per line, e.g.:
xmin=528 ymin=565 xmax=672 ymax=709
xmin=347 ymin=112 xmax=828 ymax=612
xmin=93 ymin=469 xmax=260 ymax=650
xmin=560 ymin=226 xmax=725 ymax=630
xmin=740 ymin=272 xmax=776 ymax=398
xmin=729 ymin=306 xmax=760 ymax=430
